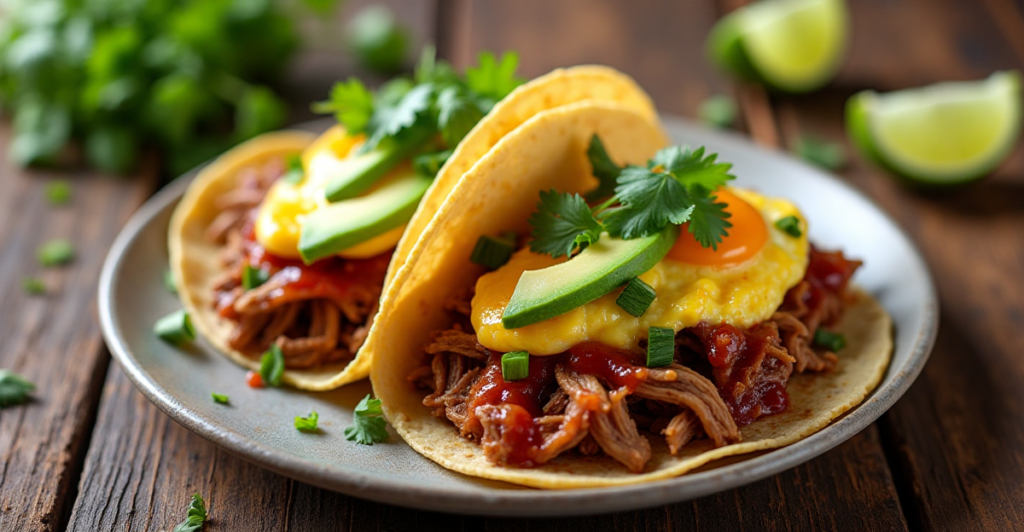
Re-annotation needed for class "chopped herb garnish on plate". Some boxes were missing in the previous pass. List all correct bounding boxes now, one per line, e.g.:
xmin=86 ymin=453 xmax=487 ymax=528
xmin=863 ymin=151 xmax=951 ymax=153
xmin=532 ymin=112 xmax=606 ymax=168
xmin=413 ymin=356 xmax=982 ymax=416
xmin=241 ymin=264 xmax=270 ymax=291
xmin=38 ymin=239 xmax=74 ymax=266
xmin=344 ymin=394 xmax=389 ymax=445
xmin=295 ymin=411 xmax=319 ymax=432
xmin=211 ymin=393 xmax=229 ymax=405
xmin=0 ymin=370 xmax=35 ymax=408
xmin=813 ymin=328 xmax=846 ymax=352
xmin=529 ymin=137 xmax=735 ymax=258
xmin=775 ymin=215 xmax=803 ymax=238
xmin=44 ymin=180 xmax=72 ymax=205
xmin=501 ymin=351 xmax=530 ymax=381
xmin=22 ymin=277 xmax=46 ymax=296
xmin=259 ymin=344 xmax=285 ymax=387
xmin=154 ymin=310 xmax=196 ymax=346
xmin=171 ymin=493 xmax=207 ymax=532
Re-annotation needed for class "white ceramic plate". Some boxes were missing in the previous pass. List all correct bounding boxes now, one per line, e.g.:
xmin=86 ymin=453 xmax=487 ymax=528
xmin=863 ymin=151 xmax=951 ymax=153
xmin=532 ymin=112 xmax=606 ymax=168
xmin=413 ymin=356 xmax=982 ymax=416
xmin=99 ymin=117 xmax=937 ymax=516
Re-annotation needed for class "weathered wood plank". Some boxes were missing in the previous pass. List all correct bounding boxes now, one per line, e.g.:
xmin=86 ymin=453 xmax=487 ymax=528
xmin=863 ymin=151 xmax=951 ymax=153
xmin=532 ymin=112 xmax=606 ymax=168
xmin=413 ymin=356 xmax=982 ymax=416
xmin=0 ymin=124 xmax=157 ymax=532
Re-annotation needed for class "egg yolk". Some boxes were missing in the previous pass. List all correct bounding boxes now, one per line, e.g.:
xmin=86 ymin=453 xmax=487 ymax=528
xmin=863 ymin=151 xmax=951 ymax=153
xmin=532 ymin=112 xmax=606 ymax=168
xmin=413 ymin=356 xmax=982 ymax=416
xmin=667 ymin=188 xmax=768 ymax=267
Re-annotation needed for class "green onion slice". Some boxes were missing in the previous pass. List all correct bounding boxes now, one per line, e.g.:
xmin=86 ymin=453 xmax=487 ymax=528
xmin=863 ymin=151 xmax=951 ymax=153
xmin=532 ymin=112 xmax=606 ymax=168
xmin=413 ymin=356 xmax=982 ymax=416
xmin=813 ymin=328 xmax=846 ymax=352
xmin=154 ymin=309 xmax=196 ymax=345
xmin=616 ymin=277 xmax=656 ymax=317
xmin=259 ymin=344 xmax=285 ymax=387
xmin=501 ymin=351 xmax=530 ymax=381
xmin=295 ymin=411 xmax=319 ymax=432
xmin=241 ymin=264 xmax=270 ymax=291
xmin=646 ymin=326 xmax=675 ymax=367
xmin=470 ymin=235 xmax=515 ymax=270
xmin=775 ymin=215 xmax=802 ymax=238
xmin=211 ymin=392 xmax=229 ymax=404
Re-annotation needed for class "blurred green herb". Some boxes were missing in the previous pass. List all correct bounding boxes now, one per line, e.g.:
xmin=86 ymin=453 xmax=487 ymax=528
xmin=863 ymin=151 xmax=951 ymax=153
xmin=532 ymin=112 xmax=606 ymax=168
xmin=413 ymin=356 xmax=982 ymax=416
xmin=348 ymin=5 xmax=409 ymax=75
xmin=38 ymin=239 xmax=74 ymax=266
xmin=0 ymin=0 xmax=334 ymax=175
xmin=698 ymin=94 xmax=737 ymax=129
xmin=295 ymin=410 xmax=319 ymax=432
xmin=164 ymin=269 xmax=177 ymax=294
xmin=44 ymin=180 xmax=72 ymax=205
xmin=171 ymin=493 xmax=207 ymax=532
xmin=795 ymin=136 xmax=846 ymax=170
xmin=0 ymin=370 xmax=35 ymax=408
xmin=22 ymin=277 xmax=47 ymax=296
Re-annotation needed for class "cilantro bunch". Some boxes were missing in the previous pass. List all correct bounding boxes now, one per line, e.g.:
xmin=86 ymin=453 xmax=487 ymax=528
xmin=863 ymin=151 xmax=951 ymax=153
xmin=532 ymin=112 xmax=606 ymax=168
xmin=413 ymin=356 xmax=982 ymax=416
xmin=0 ymin=0 xmax=330 ymax=174
xmin=312 ymin=48 xmax=524 ymax=167
xmin=529 ymin=135 xmax=736 ymax=258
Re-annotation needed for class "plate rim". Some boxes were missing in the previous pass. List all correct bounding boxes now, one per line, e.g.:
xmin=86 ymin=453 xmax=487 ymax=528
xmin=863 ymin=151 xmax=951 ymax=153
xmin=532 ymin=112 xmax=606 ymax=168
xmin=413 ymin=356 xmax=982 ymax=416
xmin=98 ymin=116 xmax=938 ymax=517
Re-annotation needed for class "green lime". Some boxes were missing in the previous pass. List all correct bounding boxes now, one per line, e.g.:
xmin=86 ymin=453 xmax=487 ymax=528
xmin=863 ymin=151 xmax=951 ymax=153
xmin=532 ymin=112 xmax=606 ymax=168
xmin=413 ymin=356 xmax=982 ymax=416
xmin=847 ymin=71 xmax=1021 ymax=186
xmin=708 ymin=0 xmax=848 ymax=93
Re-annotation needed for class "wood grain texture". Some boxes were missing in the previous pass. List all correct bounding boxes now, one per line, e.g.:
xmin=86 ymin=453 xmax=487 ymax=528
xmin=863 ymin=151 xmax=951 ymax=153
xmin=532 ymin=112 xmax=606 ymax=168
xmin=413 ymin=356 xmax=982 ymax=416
xmin=68 ymin=366 xmax=907 ymax=532
xmin=0 ymin=124 xmax=157 ymax=531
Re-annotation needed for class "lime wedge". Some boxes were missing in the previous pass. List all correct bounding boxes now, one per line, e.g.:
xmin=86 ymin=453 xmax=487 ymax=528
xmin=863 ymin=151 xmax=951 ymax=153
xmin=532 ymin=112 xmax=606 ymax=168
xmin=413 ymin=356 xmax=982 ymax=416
xmin=847 ymin=71 xmax=1021 ymax=185
xmin=708 ymin=0 xmax=848 ymax=93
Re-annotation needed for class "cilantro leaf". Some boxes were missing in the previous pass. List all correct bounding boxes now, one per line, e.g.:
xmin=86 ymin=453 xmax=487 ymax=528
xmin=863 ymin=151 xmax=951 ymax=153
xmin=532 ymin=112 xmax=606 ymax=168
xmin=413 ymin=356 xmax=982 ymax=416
xmin=0 ymin=370 xmax=35 ymax=408
xmin=585 ymin=134 xmax=622 ymax=201
xmin=45 ymin=180 xmax=72 ymax=206
xmin=259 ymin=344 xmax=285 ymax=387
xmin=295 ymin=411 xmax=319 ymax=432
xmin=344 ymin=394 xmax=389 ymax=445
xmin=414 ymin=45 xmax=460 ymax=87
xmin=650 ymin=146 xmax=734 ymax=193
xmin=528 ymin=190 xmax=604 ymax=258
xmin=311 ymin=78 xmax=374 ymax=134
xmin=171 ymin=493 xmax=207 ymax=532
xmin=22 ymin=277 xmax=46 ymax=296
xmin=603 ymin=166 xmax=695 ymax=239
xmin=436 ymin=86 xmax=485 ymax=146
xmin=413 ymin=149 xmax=453 ymax=178
xmin=38 ymin=239 xmax=74 ymax=266
xmin=686 ymin=191 xmax=733 ymax=250
xmin=363 ymin=83 xmax=433 ymax=151
xmin=465 ymin=51 xmax=524 ymax=107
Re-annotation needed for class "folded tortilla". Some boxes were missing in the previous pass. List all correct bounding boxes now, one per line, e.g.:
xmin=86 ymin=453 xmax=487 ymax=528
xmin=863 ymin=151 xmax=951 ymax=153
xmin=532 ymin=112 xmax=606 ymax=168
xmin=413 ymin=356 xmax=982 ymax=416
xmin=169 ymin=66 xmax=662 ymax=390
xmin=366 ymin=101 xmax=893 ymax=487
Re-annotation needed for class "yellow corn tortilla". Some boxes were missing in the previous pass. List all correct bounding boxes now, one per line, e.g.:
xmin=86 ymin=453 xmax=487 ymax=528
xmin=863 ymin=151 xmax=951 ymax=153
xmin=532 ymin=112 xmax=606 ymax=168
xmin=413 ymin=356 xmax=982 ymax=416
xmin=366 ymin=101 xmax=894 ymax=487
xmin=169 ymin=66 xmax=661 ymax=391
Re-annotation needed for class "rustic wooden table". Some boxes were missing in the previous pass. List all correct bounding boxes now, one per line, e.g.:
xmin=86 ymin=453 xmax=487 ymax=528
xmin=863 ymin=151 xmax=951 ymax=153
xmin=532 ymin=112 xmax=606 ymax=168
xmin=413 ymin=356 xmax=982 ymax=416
xmin=2 ymin=1 xmax=1022 ymax=530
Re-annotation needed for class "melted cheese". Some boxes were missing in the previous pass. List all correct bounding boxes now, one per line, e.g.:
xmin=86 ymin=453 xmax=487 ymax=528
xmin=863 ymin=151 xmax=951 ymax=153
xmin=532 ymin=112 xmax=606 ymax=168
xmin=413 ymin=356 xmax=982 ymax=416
xmin=471 ymin=188 xmax=809 ymax=355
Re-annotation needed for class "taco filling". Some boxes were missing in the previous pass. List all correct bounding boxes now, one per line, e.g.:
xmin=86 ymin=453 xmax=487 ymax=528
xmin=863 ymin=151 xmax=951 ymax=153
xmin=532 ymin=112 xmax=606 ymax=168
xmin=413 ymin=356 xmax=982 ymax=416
xmin=406 ymin=136 xmax=864 ymax=472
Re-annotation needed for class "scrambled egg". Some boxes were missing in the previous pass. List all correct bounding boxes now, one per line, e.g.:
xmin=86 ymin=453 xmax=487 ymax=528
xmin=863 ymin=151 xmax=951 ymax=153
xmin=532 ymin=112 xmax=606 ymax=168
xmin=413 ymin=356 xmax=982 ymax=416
xmin=471 ymin=188 xmax=809 ymax=355
xmin=254 ymin=126 xmax=406 ymax=259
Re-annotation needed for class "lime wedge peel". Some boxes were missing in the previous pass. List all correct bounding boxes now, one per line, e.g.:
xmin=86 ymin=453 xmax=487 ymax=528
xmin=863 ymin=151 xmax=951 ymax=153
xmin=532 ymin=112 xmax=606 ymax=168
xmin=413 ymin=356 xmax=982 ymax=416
xmin=847 ymin=71 xmax=1022 ymax=185
xmin=708 ymin=0 xmax=848 ymax=93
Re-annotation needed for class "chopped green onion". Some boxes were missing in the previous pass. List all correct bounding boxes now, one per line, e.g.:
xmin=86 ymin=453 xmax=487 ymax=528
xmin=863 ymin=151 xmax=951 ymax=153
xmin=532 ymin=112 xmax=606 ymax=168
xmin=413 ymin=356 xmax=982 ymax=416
xmin=295 ymin=411 xmax=319 ymax=432
xmin=775 ymin=216 xmax=802 ymax=238
xmin=413 ymin=149 xmax=453 ymax=178
xmin=698 ymin=94 xmax=737 ymax=129
xmin=45 ymin=180 xmax=72 ymax=205
xmin=616 ymin=277 xmax=656 ymax=317
xmin=241 ymin=264 xmax=270 ymax=291
xmin=38 ymin=239 xmax=74 ymax=266
xmin=813 ymin=328 xmax=846 ymax=352
xmin=22 ymin=277 xmax=46 ymax=296
xmin=211 ymin=392 xmax=229 ymax=405
xmin=154 ymin=309 xmax=196 ymax=345
xmin=164 ymin=269 xmax=178 ymax=294
xmin=646 ymin=326 xmax=675 ymax=367
xmin=501 ymin=351 xmax=530 ymax=381
xmin=282 ymin=153 xmax=305 ymax=184
xmin=470 ymin=235 xmax=515 ymax=270
xmin=259 ymin=344 xmax=285 ymax=387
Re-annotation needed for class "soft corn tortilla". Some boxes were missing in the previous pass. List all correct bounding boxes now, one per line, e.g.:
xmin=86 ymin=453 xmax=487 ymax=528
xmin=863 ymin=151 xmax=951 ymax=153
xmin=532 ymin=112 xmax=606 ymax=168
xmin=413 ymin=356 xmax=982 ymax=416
xmin=170 ymin=66 xmax=660 ymax=391
xmin=366 ymin=101 xmax=893 ymax=488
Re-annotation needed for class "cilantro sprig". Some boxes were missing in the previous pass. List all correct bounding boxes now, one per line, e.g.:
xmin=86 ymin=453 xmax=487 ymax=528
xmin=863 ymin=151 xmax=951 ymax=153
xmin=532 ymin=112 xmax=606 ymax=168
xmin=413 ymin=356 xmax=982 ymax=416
xmin=313 ymin=49 xmax=523 ymax=161
xmin=344 ymin=394 xmax=389 ymax=445
xmin=0 ymin=370 xmax=35 ymax=408
xmin=529 ymin=135 xmax=735 ymax=258
xmin=172 ymin=493 xmax=207 ymax=532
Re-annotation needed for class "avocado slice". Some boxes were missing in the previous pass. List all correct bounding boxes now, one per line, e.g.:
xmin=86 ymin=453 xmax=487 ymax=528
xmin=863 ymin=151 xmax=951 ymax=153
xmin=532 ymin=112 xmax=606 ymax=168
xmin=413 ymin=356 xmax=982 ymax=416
xmin=324 ymin=128 xmax=431 ymax=202
xmin=501 ymin=225 xmax=679 ymax=329
xmin=299 ymin=170 xmax=432 ymax=263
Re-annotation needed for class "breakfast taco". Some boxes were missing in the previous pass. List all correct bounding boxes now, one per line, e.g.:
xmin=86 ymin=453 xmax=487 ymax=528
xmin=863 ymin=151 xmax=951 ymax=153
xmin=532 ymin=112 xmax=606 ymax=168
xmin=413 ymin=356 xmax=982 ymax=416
xmin=168 ymin=54 xmax=662 ymax=390
xmin=366 ymin=99 xmax=893 ymax=487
